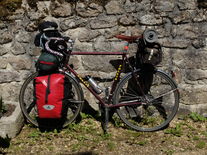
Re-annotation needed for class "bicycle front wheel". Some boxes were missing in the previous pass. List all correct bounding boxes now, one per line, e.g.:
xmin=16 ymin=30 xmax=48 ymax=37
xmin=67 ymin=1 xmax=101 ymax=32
xmin=113 ymin=70 xmax=179 ymax=132
xmin=19 ymin=72 xmax=84 ymax=128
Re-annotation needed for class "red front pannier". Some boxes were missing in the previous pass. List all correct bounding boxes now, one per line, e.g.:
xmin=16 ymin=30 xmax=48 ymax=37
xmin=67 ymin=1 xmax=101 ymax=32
xmin=34 ymin=73 xmax=70 ymax=118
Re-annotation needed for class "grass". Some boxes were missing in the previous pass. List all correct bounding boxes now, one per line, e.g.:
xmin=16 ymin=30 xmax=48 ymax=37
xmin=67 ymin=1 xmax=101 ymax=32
xmin=164 ymin=123 xmax=183 ymax=137
xmin=189 ymin=112 xmax=207 ymax=122
xmin=136 ymin=140 xmax=148 ymax=146
xmin=1 ymin=112 xmax=207 ymax=154
xmin=196 ymin=141 xmax=206 ymax=149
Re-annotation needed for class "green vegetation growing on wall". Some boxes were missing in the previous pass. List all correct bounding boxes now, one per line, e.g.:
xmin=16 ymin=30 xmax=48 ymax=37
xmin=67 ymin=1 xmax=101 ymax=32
xmin=26 ymin=0 xmax=38 ymax=9
xmin=0 ymin=0 xmax=22 ymax=19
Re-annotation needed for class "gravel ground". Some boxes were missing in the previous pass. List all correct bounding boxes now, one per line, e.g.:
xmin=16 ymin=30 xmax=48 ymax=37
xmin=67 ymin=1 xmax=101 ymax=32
xmin=1 ymin=113 xmax=207 ymax=155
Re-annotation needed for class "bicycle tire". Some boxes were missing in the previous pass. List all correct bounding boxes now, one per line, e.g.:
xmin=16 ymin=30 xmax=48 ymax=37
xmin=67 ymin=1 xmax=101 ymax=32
xmin=113 ymin=69 xmax=179 ymax=132
xmin=19 ymin=72 xmax=84 ymax=128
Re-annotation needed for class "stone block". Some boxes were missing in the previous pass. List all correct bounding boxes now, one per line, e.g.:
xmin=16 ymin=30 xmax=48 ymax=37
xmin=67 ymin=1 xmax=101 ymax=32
xmin=105 ymin=0 xmax=124 ymax=15
xmin=69 ymin=55 xmax=82 ymax=70
xmin=60 ymin=17 xmax=88 ymax=31
xmin=139 ymin=14 xmax=163 ymax=25
xmin=11 ymin=42 xmax=26 ymax=55
xmin=25 ymin=21 xmax=38 ymax=32
xmin=180 ymin=85 xmax=207 ymax=105
xmin=0 ymin=82 xmax=22 ymax=102
xmin=94 ymin=36 xmax=111 ymax=52
xmin=15 ymin=31 xmax=31 ymax=43
xmin=119 ymin=15 xmax=136 ymax=26
xmin=0 ymin=70 xmax=20 ymax=83
xmin=66 ymin=28 xmax=101 ymax=42
xmin=124 ymin=0 xmax=137 ymax=13
xmin=172 ymin=50 xmax=207 ymax=70
xmin=76 ymin=2 xmax=103 ymax=17
xmin=185 ymin=69 xmax=207 ymax=81
xmin=172 ymin=24 xmax=199 ymax=39
xmin=81 ymin=55 xmax=118 ymax=73
xmin=178 ymin=103 xmax=207 ymax=116
xmin=0 ymin=45 xmax=10 ymax=56
xmin=200 ymin=23 xmax=207 ymax=36
xmin=72 ymin=40 xmax=93 ymax=52
xmin=160 ymin=38 xmax=190 ymax=49
xmin=192 ymin=38 xmax=206 ymax=49
xmin=193 ymin=9 xmax=207 ymax=22
xmin=7 ymin=55 xmax=32 ymax=70
xmin=90 ymin=15 xmax=117 ymax=29
xmin=0 ymin=58 xmax=7 ymax=69
xmin=170 ymin=10 xmax=193 ymax=24
xmin=104 ymin=26 xmax=127 ymax=39
xmin=0 ymin=101 xmax=24 ymax=138
xmin=154 ymin=0 xmax=175 ymax=12
xmin=177 ymin=0 xmax=197 ymax=10
xmin=50 ymin=1 xmax=72 ymax=17
xmin=0 ymin=30 xmax=12 ymax=44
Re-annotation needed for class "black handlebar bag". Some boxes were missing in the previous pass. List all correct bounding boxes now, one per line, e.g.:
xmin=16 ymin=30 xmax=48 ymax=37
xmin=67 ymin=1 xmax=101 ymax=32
xmin=34 ymin=21 xmax=62 ymax=48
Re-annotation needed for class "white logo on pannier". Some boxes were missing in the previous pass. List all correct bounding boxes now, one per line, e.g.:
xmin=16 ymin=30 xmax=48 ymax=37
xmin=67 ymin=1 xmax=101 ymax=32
xmin=43 ymin=105 xmax=55 ymax=110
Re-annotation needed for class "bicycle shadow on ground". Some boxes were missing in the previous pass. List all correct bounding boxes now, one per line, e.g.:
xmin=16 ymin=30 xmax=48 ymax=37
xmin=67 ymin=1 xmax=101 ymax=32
xmin=71 ymin=151 xmax=97 ymax=155
xmin=37 ymin=118 xmax=66 ymax=132
xmin=81 ymin=100 xmax=117 ymax=129
xmin=81 ymin=100 xmax=100 ymax=121
xmin=36 ymin=100 xmax=101 ymax=132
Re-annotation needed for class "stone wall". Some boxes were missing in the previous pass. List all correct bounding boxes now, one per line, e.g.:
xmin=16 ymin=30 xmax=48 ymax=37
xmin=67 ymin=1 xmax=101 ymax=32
xmin=0 ymin=0 xmax=207 ymax=114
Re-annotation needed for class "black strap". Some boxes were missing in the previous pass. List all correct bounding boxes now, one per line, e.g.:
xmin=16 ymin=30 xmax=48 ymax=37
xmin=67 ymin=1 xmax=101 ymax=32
xmin=45 ymin=75 xmax=51 ymax=103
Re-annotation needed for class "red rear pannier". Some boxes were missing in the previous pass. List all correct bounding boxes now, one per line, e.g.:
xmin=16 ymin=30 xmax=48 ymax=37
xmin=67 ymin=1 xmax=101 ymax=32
xmin=34 ymin=73 xmax=69 ymax=118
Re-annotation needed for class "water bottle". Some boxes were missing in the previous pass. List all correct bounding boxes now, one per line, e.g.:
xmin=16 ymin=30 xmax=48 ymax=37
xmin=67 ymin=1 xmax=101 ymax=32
xmin=86 ymin=76 xmax=103 ymax=94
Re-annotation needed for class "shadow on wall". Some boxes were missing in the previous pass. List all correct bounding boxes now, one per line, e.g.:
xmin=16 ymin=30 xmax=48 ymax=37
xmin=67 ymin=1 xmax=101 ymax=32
xmin=109 ymin=56 xmax=136 ymax=73
xmin=198 ymin=0 xmax=207 ymax=8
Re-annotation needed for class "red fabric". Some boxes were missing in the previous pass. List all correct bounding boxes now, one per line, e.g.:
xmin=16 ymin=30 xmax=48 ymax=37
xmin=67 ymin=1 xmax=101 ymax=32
xmin=39 ymin=61 xmax=54 ymax=65
xmin=34 ymin=74 xmax=64 ymax=118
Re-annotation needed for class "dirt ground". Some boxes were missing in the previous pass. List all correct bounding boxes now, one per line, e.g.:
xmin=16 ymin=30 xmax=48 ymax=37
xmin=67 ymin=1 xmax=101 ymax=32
xmin=0 ymin=113 xmax=207 ymax=155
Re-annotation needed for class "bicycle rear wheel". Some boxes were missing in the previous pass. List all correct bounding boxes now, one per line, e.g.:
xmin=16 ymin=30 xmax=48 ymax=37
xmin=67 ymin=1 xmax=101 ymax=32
xmin=19 ymin=72 xmax=84 ymax=128
xmin=113 ymin=70 xmax=179 ymax=132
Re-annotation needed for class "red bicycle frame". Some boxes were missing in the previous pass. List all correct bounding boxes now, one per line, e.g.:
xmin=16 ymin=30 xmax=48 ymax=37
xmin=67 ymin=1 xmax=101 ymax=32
xmin=64 ymin=50 xmax=141 ymax=108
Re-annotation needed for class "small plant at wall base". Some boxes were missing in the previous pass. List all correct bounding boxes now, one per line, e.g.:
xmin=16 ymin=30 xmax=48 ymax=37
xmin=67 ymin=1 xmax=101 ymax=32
xmin=0 ymin=97 xmax=16 ymax=118
xmin=189 ymin=112 xmax=207 ymax=122
xmin=0 ymin=97 xmax=3 ymax=118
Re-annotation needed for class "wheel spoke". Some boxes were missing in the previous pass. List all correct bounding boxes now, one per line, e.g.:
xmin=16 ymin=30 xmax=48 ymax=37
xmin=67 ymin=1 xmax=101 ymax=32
xmin=19 ymin=72 xmax=84 ymax=128
xmin=26 ymin=101 xmax=36 ymax=113
xmin=113 ymin=70 xmax=179 ymax=132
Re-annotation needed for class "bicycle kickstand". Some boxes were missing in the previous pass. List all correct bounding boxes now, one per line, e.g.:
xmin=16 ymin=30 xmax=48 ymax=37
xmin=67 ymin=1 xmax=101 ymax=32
xmin=101 ymin=106 xmax=109 ymax=134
